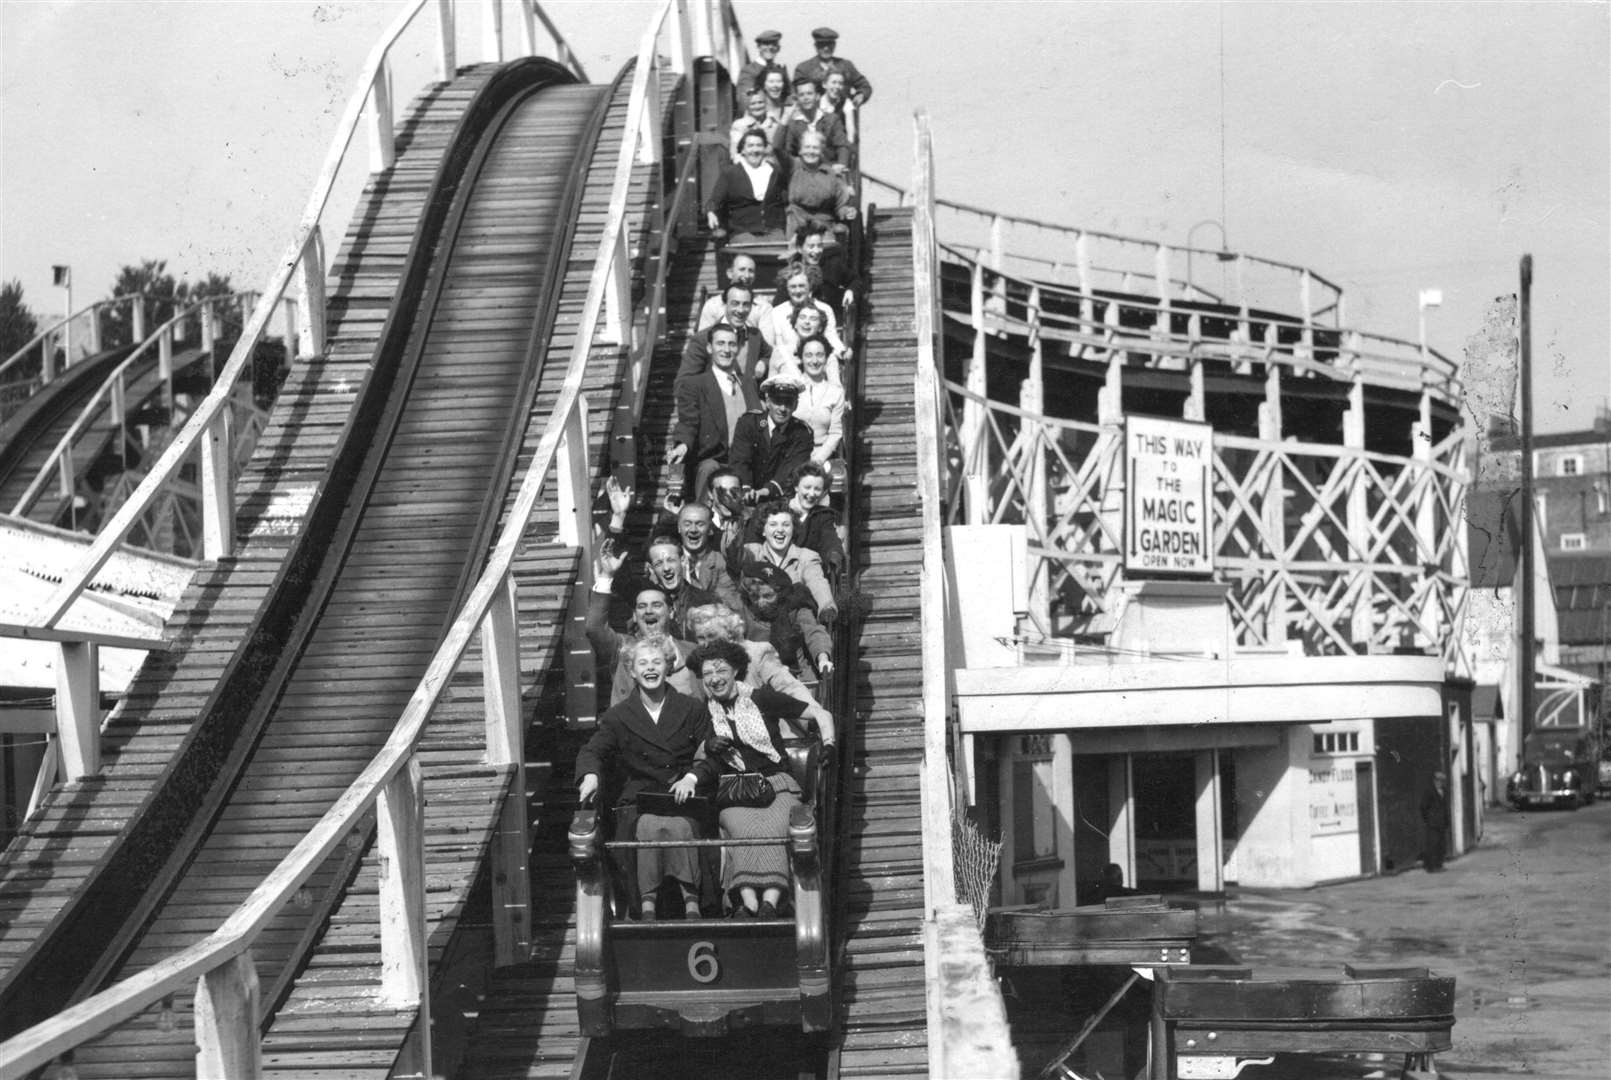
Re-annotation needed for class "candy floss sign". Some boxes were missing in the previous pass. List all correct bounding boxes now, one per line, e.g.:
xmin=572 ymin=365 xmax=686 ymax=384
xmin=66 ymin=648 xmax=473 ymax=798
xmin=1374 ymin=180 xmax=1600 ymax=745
xmin=1124 ymin=416 xmax=1213 ymax=574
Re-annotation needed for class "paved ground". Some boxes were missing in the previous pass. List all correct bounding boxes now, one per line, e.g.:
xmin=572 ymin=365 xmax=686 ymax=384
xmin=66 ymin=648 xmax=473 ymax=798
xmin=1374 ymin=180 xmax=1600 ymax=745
xmin=1200 ymin=797 xmax=1611 ymax=1078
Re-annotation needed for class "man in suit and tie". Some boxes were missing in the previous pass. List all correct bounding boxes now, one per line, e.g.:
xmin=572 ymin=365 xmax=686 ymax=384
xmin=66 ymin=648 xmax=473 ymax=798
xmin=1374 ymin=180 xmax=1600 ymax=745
xmin=680 ymin=283 xmax=771 ymax=381
xmin=728 ymin=373 xmax=815 ymax=502
xmin=669 ymin=324 xmax=761 ymax=498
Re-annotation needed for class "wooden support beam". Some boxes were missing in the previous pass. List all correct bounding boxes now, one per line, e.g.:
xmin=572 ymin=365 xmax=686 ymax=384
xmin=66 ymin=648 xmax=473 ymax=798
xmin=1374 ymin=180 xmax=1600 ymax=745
xmin=201 ymin=407 xmax=234 ymax=560
xmin=435 ymin=0 xmax=456 ymax=80
xmin=1108 ymin=754 xmax=1135 ymax=889
xmin=481 ymin=0 xmax=503 ymax=62
xmin=962 ymin=262 xmax=989 ymax=524
xmin=54 ymin=641 xmax=100 ymax=781
xmin=1194 ymin=750 xmax=1224 ymax=892
xmin=1344 ymin=379 xmax=1371 ymax=648
xmin=481 ymin=573 xmax=523 ymax=767
xmin=297 ymin=227 xmax=328 ymax=359
xmin=377 ymin=758 xmax=431 ymax=1074
xmin=1259 ymin=364 xmax=1287 ymax=647
xmin=556 ymin=397 xmax=591 ymax=548
xmin=194 ymin=951 xmax=262 ymax=1080
xmin=601 ymin=230 xmax=632 ymax=345
xmin=638 ymin=57 xmax=663 ymax=166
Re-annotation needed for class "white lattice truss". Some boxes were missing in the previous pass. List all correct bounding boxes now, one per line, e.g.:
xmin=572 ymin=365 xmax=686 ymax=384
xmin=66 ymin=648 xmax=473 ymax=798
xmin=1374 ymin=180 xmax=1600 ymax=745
xmin=942 ymin=382 xmax=1472 ymax=675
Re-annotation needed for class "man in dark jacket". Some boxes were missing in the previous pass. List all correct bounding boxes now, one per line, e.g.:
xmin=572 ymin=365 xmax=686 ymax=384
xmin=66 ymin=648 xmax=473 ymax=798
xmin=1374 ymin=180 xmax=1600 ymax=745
xmin=728 ymin=374 xmax=814 ymax=501
xmin=1420 ymin=769 xmax=1449 ymax=872
xmin=669 ymin=324 xmax=761 ymax=498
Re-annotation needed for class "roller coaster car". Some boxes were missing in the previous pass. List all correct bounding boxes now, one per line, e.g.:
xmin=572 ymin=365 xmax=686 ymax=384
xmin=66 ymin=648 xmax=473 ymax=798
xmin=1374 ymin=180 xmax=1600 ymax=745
xmin=569 ymin=738 xmax=834 ymax=1037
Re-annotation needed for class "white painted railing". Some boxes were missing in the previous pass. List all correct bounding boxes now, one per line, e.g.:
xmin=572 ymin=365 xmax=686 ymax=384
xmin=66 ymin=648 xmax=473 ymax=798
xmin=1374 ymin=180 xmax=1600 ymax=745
xmin=861 ymin=170 xmax=1349 ymax=329
xmin=0 ymin=1 xmax=710 ymax=1075
xmin=24 ymin=0 xmax=584 ymax=632
xmin=0 ymin=293 xmax=146 ymax=398
xmin=10 ymin=293 xmax=253 ymax=521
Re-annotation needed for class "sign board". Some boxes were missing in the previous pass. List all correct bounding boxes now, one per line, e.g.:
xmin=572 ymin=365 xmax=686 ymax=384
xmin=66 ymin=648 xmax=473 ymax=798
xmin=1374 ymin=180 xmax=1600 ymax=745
xmin=1308 ymin=762 xmax=1359 ymax=836
xmin=1125 ymin=416 xmax=1214 ymax=574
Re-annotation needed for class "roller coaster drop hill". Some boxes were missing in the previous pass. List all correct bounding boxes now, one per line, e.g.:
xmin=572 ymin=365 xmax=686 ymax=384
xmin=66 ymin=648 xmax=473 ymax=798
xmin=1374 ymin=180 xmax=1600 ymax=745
xmin=0 ymin=10 xmax=938 ymax=1074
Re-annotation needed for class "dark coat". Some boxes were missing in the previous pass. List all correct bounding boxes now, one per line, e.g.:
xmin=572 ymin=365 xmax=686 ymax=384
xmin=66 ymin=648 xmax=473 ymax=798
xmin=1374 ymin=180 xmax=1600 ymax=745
xmin=728 ymin=413 xmax=815 ymax=498
xmin=673 ymin=367 xmax=761 ymax=465
xmin=575 ymin=690 xmax=712 ymax=810
xmin=706 ymin=157 xmax=790 ymax=237
xmin=678 ymin=321 xmax=771 ymax=382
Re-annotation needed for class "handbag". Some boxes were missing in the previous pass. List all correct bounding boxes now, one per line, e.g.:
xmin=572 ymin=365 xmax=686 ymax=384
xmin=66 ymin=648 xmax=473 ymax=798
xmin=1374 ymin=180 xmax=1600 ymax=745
xmin=716 ymin=770 xmax=775 ymax=809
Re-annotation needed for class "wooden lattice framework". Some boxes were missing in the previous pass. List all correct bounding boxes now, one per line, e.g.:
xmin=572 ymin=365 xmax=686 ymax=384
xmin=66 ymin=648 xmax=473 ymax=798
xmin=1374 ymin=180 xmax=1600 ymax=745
xmin=939 ymin=249 xmax=1472 ymax=676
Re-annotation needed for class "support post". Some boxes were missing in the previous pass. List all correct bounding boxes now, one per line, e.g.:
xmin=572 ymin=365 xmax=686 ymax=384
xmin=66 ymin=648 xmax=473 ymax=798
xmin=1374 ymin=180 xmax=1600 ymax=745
xmin=556 ymin=397 xmax=592 ymax=548
xmin=962 ymin=261 xmax=989 ymax=525
xmin=482 ymin=572 xmax=531 ymax=965
xmin=88 ymin=303 xmax=103 ymax=354
xmin=1259 ymin=363 xmax=1287 ymax=647
xmin=1194 ymin=750 xmax=1224 ymax=892
xmin=132 ymin=299 xmax=148 ymax=345
xmin=1108 ymin=754 xmax=1135 ymax=889
xmin=367 ymin=63 xmax=396 ymax=174
xmin=1154 ymin=243 xmax=1172 ymax=336
xmin=1413 ymin=390 xmax=1440 ymax=648
xmin=297 ymin=226 xmax=328 ymax=360
xmin=516 ymin=0 xmax=538 ymax=57
xmin=195 ymin=951 xmax=262 ymax=1080
xmin=435 ymin=0 xmax=456 ymax=79
xmin=201 ymin=302 xmax=216 ymax=352
xmin=26 ymin=736 xmax=61 ymax=818
xmin=159 ymin=325 xmax=174 ymax=409
xmin=201 ymin=407 xmax=235 ymax=559
xmin=481 ymin=0 xmax=504 ymax=62
xmin=639 ymin=55 xmax=664 ymax=166
xmin=668 ymin=0 xmax=688 ymax=75
xmin=601 ymin=230 xmax=633 ymax=346
xmin=377 ymin=757 xmax=432 ymax=1080
xmin=1022 ymin=287 xmax=1049 ymax=633
xmin=55 ymin=641 xmax=100 ymax=781
xmin=281 ymin=297 xmax=299 ymax=364
xmin=1344 ymin=378 xmax=1372 ymax=648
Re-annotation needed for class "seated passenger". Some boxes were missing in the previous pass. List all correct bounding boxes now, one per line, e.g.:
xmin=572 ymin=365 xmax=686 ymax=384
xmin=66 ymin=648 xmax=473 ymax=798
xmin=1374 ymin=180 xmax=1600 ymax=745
xmin=687 ymin=639 xmax=834 ymax=918
xmin=791 ymin=335 xmax=847 ymax=463
xmin=784 ymin=130 xmax=856 ymax=242
xmin=706 ymin=130 xmax=789 ymax=246
xmin=774 ymin=77 xmax=849 ymax=170
xmin=585 ymin=541 xmax=699 ymax=707
xmin=735 ymin=29 xmax=788 ymax=103
xmin=742 ymin=502 xmax=836 ymax=621
xmin=728 ymin=374 xmax=815 ymax=502
xmin=608 ymin=478 xmax=742 ymax=613
xmin=684 ymin=603 xmax=824 ymax=714
xmin=668 ymin=325 xmax=761 ymax=498
xmin=819 ymin=70 xmax=858 ymax=146
xmin=787 ymin=223 xmax=859 ymax=319
xmin=576 ymin=635 xmax=711 ymax=920
xmin=680 ymin=283 xmax=771 ymax=381
xmin=770 ymin=271 xmax=849 ymax=375
xmin=759 ymin=68 xmax=793 ymax=125
xmin=734 ymin=559 xmax=834 ymax=680
xmin=729 ymin=87 xmax=784 ymax=163
xmin=696 ymin=253 xmax=774 ymax=341
xmin=793 ymin=26 xmax=872 ymax=109
xmin=784 ymin=462 xmax=846 ymax=575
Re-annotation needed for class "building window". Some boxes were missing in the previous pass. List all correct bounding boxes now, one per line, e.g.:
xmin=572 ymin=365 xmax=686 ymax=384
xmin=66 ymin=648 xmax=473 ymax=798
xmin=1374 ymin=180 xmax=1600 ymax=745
xmin=1561 ymin=533 xmax=1587 ymax=552
xmin=1559 ymin=455 xmax=1582 ymax=476
xmin=1313 ymin=730 xmax=1360 ymax=755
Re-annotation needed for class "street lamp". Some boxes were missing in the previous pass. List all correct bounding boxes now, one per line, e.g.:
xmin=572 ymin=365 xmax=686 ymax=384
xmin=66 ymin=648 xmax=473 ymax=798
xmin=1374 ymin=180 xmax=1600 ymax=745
xmin=1185 ymin=220 xmax=1234 ymax=302
xmin=1417 ymin=287 xmax=1443 ymax=361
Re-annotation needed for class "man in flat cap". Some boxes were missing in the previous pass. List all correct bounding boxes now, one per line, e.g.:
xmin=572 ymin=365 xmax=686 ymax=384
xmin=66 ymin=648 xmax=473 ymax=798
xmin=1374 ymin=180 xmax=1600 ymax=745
xmin=737 ymin=29 xmax=788 ymax=102
xmin=793 ymin=27 xmax=872 ymax=108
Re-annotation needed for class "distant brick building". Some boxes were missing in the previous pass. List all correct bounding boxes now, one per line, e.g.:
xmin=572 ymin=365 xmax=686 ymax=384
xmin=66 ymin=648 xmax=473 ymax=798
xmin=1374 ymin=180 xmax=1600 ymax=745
xmin=1481 ymin=409 xmax=1611 ymax=555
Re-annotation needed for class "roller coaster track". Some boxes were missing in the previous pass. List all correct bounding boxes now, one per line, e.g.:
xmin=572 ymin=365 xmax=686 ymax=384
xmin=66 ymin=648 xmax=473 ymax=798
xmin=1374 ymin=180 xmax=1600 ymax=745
xmin=0 ymin=59 xmax=631 ymax=1080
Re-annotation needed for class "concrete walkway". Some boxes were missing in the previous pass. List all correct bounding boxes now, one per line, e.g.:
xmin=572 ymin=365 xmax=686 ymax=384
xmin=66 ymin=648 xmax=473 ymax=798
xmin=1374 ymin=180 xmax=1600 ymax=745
xmin=1199 ymin=799 xmax=1611 ymax=1077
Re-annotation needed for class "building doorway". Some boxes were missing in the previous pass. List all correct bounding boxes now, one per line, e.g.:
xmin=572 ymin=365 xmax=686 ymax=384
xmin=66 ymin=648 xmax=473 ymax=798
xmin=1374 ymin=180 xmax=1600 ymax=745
xmin=1132 ymin=753 xmax=1197 ymax=890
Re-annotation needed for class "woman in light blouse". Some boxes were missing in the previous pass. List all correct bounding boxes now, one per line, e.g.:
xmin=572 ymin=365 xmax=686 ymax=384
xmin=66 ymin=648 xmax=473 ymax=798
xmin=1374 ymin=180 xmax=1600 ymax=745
xmin=791 ymin=335 xmax=846 ymax=463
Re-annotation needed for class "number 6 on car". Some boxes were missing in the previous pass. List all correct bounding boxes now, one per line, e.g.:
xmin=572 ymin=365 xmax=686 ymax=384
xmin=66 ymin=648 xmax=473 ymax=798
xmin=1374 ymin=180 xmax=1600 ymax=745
xmin=687 ymin=940 xmax=720 ymax=983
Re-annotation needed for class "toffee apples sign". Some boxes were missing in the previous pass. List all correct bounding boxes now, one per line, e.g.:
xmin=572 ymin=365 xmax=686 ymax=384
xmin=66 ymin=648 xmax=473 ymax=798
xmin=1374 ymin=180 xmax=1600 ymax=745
xmin=1124 ymin=415 xmax=1213 ymax=575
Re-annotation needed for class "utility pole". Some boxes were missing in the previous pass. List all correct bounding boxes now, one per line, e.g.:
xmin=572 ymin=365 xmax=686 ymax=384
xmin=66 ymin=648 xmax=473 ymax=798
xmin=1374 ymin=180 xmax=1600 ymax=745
xmin=1517 ymin=255 xmax=1535 ymax=745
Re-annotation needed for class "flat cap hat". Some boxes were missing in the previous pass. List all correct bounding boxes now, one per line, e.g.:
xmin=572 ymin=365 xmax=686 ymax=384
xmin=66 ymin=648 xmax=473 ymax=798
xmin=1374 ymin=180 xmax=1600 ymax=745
xmin=811 ymin=27 xmax=839 ymax=41
xmin=755 ymin=29 xmax=781 ymax=44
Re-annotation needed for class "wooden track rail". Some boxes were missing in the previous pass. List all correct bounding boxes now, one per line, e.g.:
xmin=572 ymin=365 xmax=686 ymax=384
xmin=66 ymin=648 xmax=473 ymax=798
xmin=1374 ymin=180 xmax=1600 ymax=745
xmin=0 ymin=60 xmax=570 ymax=1042
xmin=833 ymin=205 xmax=931 ymax=1078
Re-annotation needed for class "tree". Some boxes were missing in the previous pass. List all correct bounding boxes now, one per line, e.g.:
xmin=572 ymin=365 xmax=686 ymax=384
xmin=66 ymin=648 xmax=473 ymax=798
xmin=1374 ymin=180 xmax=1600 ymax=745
xmin=184 ymin=271 xmax=243 ymax=342
xmin=98 ymin=259 xmax=180 ymax=349
xmin=0 ymin=279 xmax=39 ymax=362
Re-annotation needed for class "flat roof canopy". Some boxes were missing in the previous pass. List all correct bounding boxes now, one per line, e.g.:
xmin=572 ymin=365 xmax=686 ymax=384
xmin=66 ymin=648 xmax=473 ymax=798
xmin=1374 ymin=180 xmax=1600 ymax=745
xmin=955 ymin=654 xmax=1446 ymax=733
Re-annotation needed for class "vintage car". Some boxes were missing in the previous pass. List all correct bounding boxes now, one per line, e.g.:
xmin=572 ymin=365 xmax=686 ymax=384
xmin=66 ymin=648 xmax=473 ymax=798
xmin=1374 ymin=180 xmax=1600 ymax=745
xmin=1507 ymin=726 xmax=1599 ymax=809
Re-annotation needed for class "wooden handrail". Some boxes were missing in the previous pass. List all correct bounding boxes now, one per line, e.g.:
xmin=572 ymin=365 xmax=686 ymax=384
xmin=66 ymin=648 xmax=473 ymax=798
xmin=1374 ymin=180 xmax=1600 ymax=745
xmin=862 ymin=168 xmax=1349 ymax=330
xmin=10 ymin=293 xmax=246 ymax=517
xmin=0 ymin=2 xmax=706 ymax=1073
xmin=0 ymin=293 xmax=145 ymax=381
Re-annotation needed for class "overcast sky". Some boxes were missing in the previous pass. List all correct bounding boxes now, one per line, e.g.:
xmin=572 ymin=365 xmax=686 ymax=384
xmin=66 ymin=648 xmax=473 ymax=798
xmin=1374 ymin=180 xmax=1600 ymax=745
xmin=2 ymin=0 xmax=1606 ymax=432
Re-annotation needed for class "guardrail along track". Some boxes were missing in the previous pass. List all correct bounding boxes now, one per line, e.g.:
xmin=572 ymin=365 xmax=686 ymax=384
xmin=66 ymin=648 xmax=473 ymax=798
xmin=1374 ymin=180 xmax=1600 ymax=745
xmin=835 ymin=206 xmax=929 ymax=1078
xmin=0 ymin=343 xmax=144 ymax=520
xmin=0 ymin=67 xmax=514 ymax=1017
xmin=61 ymin=72 xmax=607 ymax=1080
xmin=261 ymin=61 xmax=668 ymax=1080
xmin=0 ymin=64 xmax=601 ymax=1074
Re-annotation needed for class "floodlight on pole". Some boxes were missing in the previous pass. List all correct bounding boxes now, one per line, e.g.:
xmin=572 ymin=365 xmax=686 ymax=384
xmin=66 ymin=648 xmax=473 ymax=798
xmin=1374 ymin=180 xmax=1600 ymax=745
xmin=1417 ymin=287 xmax=1443 ymax=361
xmin=50 ymin=265 xmax=72 ymax=379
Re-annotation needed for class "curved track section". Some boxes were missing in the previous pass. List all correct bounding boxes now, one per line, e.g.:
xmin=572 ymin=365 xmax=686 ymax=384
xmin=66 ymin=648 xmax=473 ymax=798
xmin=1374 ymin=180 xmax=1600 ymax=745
xmin=59 ymin=76 xmax=611 ymax=1079
xmin=0 ymin=61 xmax=597 ymax=1060
xmin=0 ymin=68 xmax=512 ymax=1012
